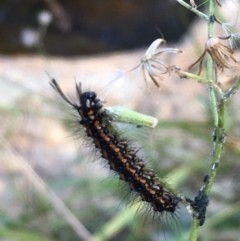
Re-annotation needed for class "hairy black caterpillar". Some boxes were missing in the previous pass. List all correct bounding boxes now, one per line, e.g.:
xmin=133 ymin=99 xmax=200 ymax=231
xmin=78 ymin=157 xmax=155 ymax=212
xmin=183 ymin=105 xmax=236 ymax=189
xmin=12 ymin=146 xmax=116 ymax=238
xmin=50 ymin=79 xmax=182 ymax=216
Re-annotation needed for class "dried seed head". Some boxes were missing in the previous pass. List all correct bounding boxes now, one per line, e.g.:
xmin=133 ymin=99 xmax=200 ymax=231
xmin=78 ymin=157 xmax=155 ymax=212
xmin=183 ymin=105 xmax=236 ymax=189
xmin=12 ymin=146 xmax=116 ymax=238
xmin=127 ymin=38 xmax=182 ymax=90
xmin=206 ymin=38 xmax=240 ymax=72
xmin=189 ymin=38 xmax=240 ymax=75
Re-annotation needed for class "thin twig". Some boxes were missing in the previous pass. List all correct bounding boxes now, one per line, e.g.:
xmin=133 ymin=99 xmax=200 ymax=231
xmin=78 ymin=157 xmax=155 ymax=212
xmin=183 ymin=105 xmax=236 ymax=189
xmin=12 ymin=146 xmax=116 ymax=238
xmin=177 ymin=70 xmax=224 ymax=96
xmin=175 ymin=0 xmax=209 ymax=21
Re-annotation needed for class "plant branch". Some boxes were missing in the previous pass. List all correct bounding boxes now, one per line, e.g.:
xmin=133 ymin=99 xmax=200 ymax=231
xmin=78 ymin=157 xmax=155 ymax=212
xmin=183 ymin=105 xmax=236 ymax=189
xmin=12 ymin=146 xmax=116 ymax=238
xmin=188 ymin=0 xmax=223 ymax=240
xmin=175 ymin=0 xmax=209 ymax=20
xmin=177 ymin=70 xmax=224 ymax=96
xmin=188 ymin=219 xmax=200 ymax=241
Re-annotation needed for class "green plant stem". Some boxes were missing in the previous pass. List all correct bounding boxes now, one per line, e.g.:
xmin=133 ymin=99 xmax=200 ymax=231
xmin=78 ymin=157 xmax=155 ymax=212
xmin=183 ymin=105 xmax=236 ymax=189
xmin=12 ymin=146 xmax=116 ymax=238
xmin=204 ymin=0 xmax=226 ymax=195
xmin=175 ymin=0 xmax=209 ymax=20
xmin=177 ymin=70 xmax=224 ymax=96
xmin=188 ymin=0 xmax=225 ymax=240
xmin=105 ymin=106 xmax=158 ymax=128
xmin=207 ymin=5 xmax=218 ymax=127
xmin=177 ymin=70 xmax=209 ymax=83
xmin=188 ymin=219 xmax=200 ymax=241
xmin=204 ymin=102 xmax=225 ymax=194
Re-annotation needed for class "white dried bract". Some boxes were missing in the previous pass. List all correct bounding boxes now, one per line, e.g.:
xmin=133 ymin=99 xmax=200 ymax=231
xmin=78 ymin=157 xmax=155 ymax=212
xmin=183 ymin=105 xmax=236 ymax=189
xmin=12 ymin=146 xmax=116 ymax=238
xmin=221 ymin=22 xmax=240 ymax=49
xmin=128 ymin=38 xmax=182 ymax=89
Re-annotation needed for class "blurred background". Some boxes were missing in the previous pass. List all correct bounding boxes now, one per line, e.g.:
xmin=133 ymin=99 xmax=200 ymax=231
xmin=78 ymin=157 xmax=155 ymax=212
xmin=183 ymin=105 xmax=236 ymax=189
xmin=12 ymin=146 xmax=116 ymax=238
xmin=0 ymin=0 xmax=196 ymax=55
xmin=1 ymin=0 xmax=240 ymax=241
